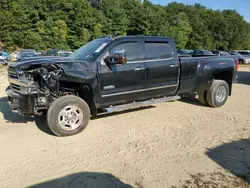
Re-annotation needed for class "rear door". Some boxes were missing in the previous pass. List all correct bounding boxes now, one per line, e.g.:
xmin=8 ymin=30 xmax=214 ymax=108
xmin=98 ymin=39 xmax=146 ymax=106
xmin=144 ymin=39 xmax=179 ymax=98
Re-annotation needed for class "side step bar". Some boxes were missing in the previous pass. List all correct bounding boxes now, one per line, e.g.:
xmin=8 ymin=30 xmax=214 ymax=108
xmin=104 ymin=96 xmax=181 ymax=113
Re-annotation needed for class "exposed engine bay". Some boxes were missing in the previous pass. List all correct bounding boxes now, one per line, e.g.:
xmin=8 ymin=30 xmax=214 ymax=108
xmin=28 ymin=64 xmax=63 ymax=97
xmin=7 ymin=64 xmax=72 ymax=115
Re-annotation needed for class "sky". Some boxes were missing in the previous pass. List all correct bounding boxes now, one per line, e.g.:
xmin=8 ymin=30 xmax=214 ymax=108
xmin=151 ymin=0 xmax=250 ymax=22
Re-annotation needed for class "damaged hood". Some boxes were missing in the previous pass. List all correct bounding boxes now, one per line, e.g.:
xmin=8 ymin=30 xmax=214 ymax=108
xmin=8 ymin=57 xmax=98 ymax=81
xmin=9 ymin=56 xmax=68 ymax=70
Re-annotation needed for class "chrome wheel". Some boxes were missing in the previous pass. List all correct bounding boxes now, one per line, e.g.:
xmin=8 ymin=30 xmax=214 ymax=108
xmin=58 ymin=105 xmax=84 ymax=131
xmin=215 ymin=86 xmax=226 ymax=103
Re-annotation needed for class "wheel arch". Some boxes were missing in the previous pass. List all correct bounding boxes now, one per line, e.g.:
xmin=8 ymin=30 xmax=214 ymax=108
xmin=59 ymin=81 xmax=97 ymax=116
xmin=213 ymin=71 xmax=233 ymax=96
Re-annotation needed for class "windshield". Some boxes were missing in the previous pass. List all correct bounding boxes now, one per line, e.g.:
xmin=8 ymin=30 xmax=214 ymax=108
xmin=69 ymin=39 xmax=111 ymax=61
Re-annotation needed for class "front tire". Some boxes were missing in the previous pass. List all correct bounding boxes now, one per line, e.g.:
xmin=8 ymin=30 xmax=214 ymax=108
xmin=206 ymin=80 xmax=229 ymax=108
xmin=47 ymin=95 xmax=90 ymax=136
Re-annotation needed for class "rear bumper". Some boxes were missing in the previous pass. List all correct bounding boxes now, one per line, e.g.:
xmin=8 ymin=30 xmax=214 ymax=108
xmin=5 ymin=86 xmax=36 ymax=115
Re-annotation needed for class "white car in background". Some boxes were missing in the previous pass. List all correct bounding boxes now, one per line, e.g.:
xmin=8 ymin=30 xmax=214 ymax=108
xmin=232 ymin=50 xmax=250 ymax=56
xmin=232 ymin=50 xmax=250 ymax=64
xmin=230 ymin=52 xmax=250 ymax=64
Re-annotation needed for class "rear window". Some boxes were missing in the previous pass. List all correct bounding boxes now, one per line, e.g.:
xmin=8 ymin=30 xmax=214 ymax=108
xmin=145 ymin=42 xmax=174 ymax=60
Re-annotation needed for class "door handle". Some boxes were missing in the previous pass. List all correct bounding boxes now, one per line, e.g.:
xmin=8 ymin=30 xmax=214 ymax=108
xmin=134 ymin=67 xmax=145 ymax=71
xmin=170 ymin=64 xmax=178 ymax=68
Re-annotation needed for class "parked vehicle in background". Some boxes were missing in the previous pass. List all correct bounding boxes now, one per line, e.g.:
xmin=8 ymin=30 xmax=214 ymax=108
xmin=232 ymin=50 xmax=250 ymax=56
xmin=192 ymin=50 xmax=214 ymax=55
xmin=0 ymin=55 xmax=8 ymax=65
xmin=46 ymin=49 xmax=73 ymax=57
xmin=177 ymin=49 xmax=193 ymax=55
xmin=0 ymin=51 xmax=11 ymax=65
xmin=21 ymin=49 xmax=37 ymax=53
xmin=38 ymin=50 xmax=47 ymax=56
xmin=211 ymin=51 xmax=231 ymax=56
xmin=46 ymin=49 xmax=60 ymax=56
xmin=230 ymin=52 xmax=250 ymax=64
xmin=18 ymin=50 xmax=39 ymax=60
xmin=57 ymin=50 xmax=73 ymax=57
xmin=6 ymin=36 xmax=237 ymax=137
xmin=11 ymin=51 xmax=20 ymax=61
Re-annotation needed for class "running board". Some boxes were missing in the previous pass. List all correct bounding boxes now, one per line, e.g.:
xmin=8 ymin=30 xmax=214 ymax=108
xmin=104 ymin=96 xmax=181 ymax=113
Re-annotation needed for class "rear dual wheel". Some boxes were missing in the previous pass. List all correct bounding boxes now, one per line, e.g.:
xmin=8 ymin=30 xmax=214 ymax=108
xmin=198 ymin=80 xmax=229 ymax=108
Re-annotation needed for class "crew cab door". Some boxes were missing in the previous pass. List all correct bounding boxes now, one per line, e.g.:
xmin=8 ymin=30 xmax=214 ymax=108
xmin=98 ymin=40 xmax=146 ymax=106
xmin=144 ymin=40 xmax=179 ymax=98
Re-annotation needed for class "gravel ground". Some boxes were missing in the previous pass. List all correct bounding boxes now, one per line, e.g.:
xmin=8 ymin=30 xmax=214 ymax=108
xmin=0 ymin=66 xmax=250 ymax=188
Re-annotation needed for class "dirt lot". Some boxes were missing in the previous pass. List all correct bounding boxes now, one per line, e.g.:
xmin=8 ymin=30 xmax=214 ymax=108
xmin=0 ymin=66 xmax=250 ymax=188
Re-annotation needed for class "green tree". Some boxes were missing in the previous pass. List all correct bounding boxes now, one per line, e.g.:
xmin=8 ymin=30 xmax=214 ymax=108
xmin=92 ymin=23 xmax=103 ymax=39
xmin=52 ymin=20 xmax=69 ymax=49
xmin=167 ymin=13 xmax=192 ymax=49
xmin=99 ymin=0 xmax=129 ymax=36
xmin=0 ymin=0 xmax=249 ymax=51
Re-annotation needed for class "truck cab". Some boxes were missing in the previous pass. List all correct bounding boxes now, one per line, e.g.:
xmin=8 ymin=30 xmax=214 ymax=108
xmin=96 ymin=36 xmax=180 ymax=107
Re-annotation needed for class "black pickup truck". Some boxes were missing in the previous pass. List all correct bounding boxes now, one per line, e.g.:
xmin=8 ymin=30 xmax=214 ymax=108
xmin=6 ymin=36 xmax=237 ymax=136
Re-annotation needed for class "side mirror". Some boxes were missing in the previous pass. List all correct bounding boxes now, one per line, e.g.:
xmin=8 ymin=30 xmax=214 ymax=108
xmin=104 ymin=49 xmax=127 ymax=65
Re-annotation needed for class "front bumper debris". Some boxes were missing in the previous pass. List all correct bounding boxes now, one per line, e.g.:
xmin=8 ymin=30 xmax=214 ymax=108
xmin=5 ymin=86 xmax=36 ymax=115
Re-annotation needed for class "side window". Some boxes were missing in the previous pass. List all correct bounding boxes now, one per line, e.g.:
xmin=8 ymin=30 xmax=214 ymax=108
xmin=111 ymin=42 xmax=142 ymax=62
xmin=145 ymin=42 xmax=174 ymax=60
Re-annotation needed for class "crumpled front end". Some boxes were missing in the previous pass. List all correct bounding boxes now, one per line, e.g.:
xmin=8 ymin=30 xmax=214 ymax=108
xmin=6 ymin=64 xmax=63 ymax=115
xmin=6 ymin=87 xmax=36 ymax=115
